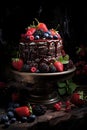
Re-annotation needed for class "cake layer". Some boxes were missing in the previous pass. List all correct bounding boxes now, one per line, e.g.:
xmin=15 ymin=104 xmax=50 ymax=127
xmin=19 ymin=39 xmax=63 ymax=64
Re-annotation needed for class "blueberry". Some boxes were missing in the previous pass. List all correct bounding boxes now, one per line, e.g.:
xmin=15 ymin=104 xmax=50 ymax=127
xmin=10 ymin=117 xmax=16 ymax=123
xmin=48 ymin=35 xmax=53 ymax=39
xmin=43 ymin=32 xmax=49 ymax=38
xmin=53 ymin=35 xmax=58 ymax=39
xmin=1 ymin=114 xmax=9 ymax=123
xmin=27 ymin=114 xmax=36 ymax=122
xmin=34 ymin=35 xmax=40 ymax=40
xmin=7 ymin=107 xmax=14 ymax=112
xmin=7 ymin=111 xmax=14 ymax=118
xmin=21 ymin=116 xmax=27 ymax=122
xmin=13 ymin=103 xmax=20 ymax=108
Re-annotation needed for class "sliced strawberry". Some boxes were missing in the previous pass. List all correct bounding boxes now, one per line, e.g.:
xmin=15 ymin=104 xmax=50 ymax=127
xmin=14 ymin=106 xmax=31 ymax=117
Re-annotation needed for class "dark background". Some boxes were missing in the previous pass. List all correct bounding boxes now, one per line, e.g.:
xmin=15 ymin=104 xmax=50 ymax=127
xmin=0 ymin=1 xmax=87 ymax=45
xmin=0 ymin=0 xmax=87 ymax=80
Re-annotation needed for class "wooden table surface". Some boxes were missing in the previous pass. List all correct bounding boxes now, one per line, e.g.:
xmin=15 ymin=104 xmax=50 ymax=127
xmin=0 ymin=104 xmax=87 ymax=130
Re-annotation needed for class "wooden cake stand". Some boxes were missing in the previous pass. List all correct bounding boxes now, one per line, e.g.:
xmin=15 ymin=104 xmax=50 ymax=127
xmin=11 ymin=67 xmax=76 ymax=105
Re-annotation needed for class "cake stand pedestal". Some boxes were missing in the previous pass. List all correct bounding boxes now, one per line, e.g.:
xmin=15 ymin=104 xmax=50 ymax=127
xmin=11 ymin=67 xmax=76 ymax=105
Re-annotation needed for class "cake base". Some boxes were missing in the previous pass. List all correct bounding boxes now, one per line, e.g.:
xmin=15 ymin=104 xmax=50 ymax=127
xmin=11 ymin=67 xmax=76 ymax=105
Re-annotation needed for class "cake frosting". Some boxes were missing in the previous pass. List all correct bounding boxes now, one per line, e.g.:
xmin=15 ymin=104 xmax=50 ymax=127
xmin=13 ymin=19 xmax=74 ymax=73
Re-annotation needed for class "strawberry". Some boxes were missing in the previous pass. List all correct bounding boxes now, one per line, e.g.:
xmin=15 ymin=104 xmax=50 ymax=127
xmin=12 ymin=58 xmax=24 ymax=71
xmin=50 ymin=29 xmax=58 ymax=36
xmin=14 ymin=106 xmax=31 ymax=117
xmin=50 ymin=28 xmax=61 ymax=39
xmin=37 ymin=23 xmax=48 ymax=32
xmin=70 ymin=91 xmax=85 ymax=106
xmin=53 ymin=61 xmax=64 ymax=72
xmin=26 ymin=27 xmax=36 ymax=36
xmin=35 ymin=18 xmax=48 ymax=32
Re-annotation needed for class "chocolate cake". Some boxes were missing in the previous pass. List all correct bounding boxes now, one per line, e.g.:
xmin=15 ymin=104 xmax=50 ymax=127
xmin=14 ymin=20 xmax=74 ymax=73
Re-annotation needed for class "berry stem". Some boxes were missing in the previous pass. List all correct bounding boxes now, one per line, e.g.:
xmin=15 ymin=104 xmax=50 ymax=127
xmin=34 ymin=18 xmax=39 ymax=24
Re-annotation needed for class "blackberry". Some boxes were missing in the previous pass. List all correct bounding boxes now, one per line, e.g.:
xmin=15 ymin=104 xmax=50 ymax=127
xmin=39 ymin=62 xmax=49 ymax=72
xmin=32 ymin=105 xmax=46 ymax=116
xmin=27 ymin=61 xmax=38 ymax=68
xmin=21 ymin=64 xmax=30 ymax=72
xmin=63 ymin=63 xmax=69 ymax=71
xmin=68 ymin=60 xmax=74 ymax=68
xmin=49 ymin=63 xmax=57 ymax=72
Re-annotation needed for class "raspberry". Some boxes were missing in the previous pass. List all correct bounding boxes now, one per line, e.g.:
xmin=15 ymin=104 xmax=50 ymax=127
xmin=30 ymin=67 xmax=37 ymax=73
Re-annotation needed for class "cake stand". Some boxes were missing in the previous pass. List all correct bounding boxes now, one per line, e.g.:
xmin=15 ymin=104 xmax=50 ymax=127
xmin=11 ymin=66 xmax=76 ymax=105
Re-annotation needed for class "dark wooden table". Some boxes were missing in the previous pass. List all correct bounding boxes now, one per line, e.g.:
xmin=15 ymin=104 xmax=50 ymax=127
xmin=0 ymin=104 xmax=87 ymax=130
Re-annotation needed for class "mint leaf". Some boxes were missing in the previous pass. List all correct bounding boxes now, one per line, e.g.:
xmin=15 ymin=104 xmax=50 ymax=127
xmin=67 ymin=82 xmax=78 ymax=95
xmin=58 ymin=56 xmax=63 ymax=62
xmin=61 ymin=60 xmax=69 ymax=64
xmin=57 ymin=82 xmax=66 ymax=88
xmin=63 ymin=54 xmax=69 ymax=61
xmin=58 ymin=88 xmax=66 ymax=95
